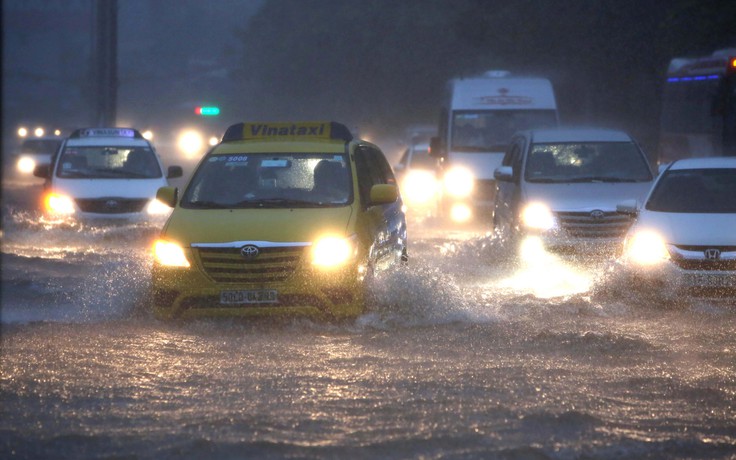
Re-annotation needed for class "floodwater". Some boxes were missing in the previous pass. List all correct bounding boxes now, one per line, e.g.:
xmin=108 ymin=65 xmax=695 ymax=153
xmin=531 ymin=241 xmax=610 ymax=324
xmin=2 ymin=182 xmax=735 ymax=459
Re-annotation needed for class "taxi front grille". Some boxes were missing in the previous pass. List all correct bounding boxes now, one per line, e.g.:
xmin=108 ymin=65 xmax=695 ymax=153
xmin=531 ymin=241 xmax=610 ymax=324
xmin=196 ymin=246 xmax=307 ymax=283
xmin=556 ymin=211 xmax=633 ymax=239
xmin=75 ymin=198 xmax=148 ymax=214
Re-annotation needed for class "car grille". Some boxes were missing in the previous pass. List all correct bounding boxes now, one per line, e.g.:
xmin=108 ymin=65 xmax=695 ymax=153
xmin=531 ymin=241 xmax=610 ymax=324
xmin=195 ymin=246 xmax=307 ymax=284
xmin=75 ymin=198 xmax=148 ymax=214
xmin=555 ymin=211 xmax=633 ymax=239
xmin=669 ymin=245 xmax=736 ymax=271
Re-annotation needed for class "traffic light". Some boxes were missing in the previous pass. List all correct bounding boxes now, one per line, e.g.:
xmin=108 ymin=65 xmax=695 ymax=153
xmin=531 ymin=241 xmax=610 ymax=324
xmin=195 ymin=106 xmax=220 ymax=116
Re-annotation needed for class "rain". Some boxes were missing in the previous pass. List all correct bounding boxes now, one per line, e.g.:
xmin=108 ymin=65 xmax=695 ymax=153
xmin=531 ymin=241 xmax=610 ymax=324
xmin=2 ymin=1 xmax=736 ymax=459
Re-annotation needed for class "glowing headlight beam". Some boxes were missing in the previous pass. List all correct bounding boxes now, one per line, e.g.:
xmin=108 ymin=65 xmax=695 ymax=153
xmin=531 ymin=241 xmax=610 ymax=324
xmin=443 ymin=167 xmax=474 ymax=198
xmin=625 ymin=230 xmax=670 ymax=266
xmin=153 ymin=240 xmax=190 ymax=267
xmin=17 ymin=156 xmax=37 ymax=174
xmin=521 ymin=202 xmax=556 ymax=230
xmin=44 ymin=193 xmax=75 ymax=215
xmin=312 ymin=236 xmax=355 ymax=268
xmin=402 ymin=170 xmax=437 ymax=205
xmin=146 ymin=199 xmax=172 ymax=215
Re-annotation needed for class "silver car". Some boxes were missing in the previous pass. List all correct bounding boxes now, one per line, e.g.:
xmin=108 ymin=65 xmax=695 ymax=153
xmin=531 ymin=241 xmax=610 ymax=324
xmin=618 ymin=157 xmax=736 ymax=294
xmin=493 ymin=128 xmax=655 ymax=252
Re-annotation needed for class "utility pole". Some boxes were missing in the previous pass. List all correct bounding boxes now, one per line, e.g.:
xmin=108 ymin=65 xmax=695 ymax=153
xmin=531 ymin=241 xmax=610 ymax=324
xmin=94 ymin=0 xmax=118 ymax=127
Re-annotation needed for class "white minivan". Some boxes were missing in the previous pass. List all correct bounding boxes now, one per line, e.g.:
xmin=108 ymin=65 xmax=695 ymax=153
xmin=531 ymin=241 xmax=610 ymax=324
xmin=493 ymin=128 xmax=655 ymax=252
xmin=34 ymin=128 xmax=182 ymax=220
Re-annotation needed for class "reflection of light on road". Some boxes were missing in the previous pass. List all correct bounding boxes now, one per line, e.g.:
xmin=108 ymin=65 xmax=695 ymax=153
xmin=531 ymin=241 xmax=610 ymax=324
xmin=499 ymin=236 xmax=592 ymax=298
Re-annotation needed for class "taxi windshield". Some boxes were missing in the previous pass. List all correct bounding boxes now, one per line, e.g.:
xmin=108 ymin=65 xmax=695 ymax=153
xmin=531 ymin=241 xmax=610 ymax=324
xmin=524 ymin=142 xmax=653 ymax=183
xmin=56 ymin=146 xmax=162 ymax=179
xmin=181 ymin=153 xmax=353 ymax=209
xmin=646 ymin=168 xmax=736 ymax=213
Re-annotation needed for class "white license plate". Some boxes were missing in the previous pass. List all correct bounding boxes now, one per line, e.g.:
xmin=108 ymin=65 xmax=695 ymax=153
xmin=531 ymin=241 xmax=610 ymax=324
xmin=220 ymin=289 xmax=278 ymax=305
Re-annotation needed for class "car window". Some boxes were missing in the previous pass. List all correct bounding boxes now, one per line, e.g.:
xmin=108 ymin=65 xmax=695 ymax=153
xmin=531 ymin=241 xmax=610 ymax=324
xmin=523 ymin=141 xmax=652 ymax=183
xmin=645 ymin=168 xmax=736 ymax=213
xmin=355 ymin=146 xmax=394 ymax=206
xmin=56 ymin=145 xmax=162 ymax=179
xmin=181 ymin=152 xmax=352 ymax=208
xmin=407 ymin=148 xmax=436 ymax=170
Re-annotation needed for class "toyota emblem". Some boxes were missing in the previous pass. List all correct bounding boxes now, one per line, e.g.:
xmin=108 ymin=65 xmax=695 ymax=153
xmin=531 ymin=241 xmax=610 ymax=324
xmin=590 ymin=209 xmax=605 ymax=219
xmin=240 ymin=245 xmax=260 ymax=259
xmin=704 ymin=248 xmax=721 ymax=260
xmin=105 ymin=199 xmax=119 ymax=209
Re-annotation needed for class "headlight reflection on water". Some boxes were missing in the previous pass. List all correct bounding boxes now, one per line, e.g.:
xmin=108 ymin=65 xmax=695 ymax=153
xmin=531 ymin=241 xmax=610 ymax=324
xmin=498 ymin=236 xmax=592 ymax=299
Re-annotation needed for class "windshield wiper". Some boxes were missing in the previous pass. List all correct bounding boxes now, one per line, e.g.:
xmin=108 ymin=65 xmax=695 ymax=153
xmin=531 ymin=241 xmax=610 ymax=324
xmin=565 ymin=176 xmax=638 ymax=183
xmin=243 ymin=198 xmax=322 ymax=208
xmin=185 ymin=200 xmax=234 ymax=209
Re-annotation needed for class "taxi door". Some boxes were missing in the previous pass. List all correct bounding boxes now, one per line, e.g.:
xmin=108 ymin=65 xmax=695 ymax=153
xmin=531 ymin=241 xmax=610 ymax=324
xmin=354 ymin=145 xmax=406 ymax=271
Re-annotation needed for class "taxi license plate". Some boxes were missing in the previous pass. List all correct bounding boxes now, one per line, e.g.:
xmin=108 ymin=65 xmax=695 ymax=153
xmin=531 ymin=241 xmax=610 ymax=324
xmin=220 ymin=289 xmax=278 ymax=305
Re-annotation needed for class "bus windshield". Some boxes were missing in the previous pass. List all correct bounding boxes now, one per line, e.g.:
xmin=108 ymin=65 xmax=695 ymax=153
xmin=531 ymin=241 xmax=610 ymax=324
xmin=451 ymin=110 xmax=557 ymax=152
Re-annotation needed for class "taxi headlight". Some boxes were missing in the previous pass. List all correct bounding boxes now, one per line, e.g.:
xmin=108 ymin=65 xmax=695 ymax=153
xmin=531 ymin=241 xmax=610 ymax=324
xmin=17 ymin=156 xmax=36 ymax=174
xmin=624 ymin=230 xmax=670 ymax=266
xmin=402 ymin=170 xmax=437 ymax=205
xmin=312 ymin=235 xmax=356 ymax=268
xmin=153 ymin=240 xmax=191 ymax=267
xmin=443 ymin=167 xmax=474 ymax=198
xmin=521 ymin=202 xmax=556 ymax=230
xmin=146 ymin=199 xmax=171 ymax=215
xmin=44 ymin=193 xmax=75 ymax=215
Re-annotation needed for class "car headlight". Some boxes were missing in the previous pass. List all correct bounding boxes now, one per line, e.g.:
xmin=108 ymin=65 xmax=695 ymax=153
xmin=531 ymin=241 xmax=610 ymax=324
xmin=146 ymin=198 xmax=172 ymax=215
xmin=624 ymin=230 xmax=670 ymax=266
xmin=520 ymin=202 xmax=556 ymax=230
xmin=44 ymin=192 xmax=76 ymax=215
xmin=402 ymin=170 xmax=437 ymax=205
xmin=312 ymin=235 xmax=356 ymax=268
xmin=443 ymin=167 xmax=474 ymax=198
xmin=153 ymin=240 xmax=191 ymax=267
xmin=17 ymin=156 xmax=36 ymax=174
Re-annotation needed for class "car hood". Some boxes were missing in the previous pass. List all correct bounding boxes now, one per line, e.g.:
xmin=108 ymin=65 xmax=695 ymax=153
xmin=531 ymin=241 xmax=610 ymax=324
xmin=524 ymin=181 xmax=652 ymax=212
xmin=634 ymin=210 xmax=736 ymax=246
xmin=52 ymin=178 xmax=167 ymax=199
xmin=163 ymin=205 xmax=355 ymax=245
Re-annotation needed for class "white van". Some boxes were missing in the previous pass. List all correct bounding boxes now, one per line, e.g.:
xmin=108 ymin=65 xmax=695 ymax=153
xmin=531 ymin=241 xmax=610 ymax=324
xmin=431 ymin=71 xmax=559 ymax=222
xmin=34 ymin=128 xmax=182 ymax=220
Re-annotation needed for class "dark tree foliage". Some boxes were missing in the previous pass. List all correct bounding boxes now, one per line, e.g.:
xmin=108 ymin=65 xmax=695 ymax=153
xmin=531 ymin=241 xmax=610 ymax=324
xmin=237 ymin=0 xmax=736 ymax=153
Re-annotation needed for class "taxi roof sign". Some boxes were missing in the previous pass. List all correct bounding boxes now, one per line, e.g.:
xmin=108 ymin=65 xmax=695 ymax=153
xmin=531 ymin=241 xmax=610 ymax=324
xmin=70 ymin=128 xmax=143 ymax=139
xmin=222 ymin=121 xmax=353 ymax=143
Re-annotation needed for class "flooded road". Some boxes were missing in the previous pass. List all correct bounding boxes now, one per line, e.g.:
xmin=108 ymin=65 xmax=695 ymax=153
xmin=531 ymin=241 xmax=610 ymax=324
xmin=2 ymin=182 xmax=735 ymax=459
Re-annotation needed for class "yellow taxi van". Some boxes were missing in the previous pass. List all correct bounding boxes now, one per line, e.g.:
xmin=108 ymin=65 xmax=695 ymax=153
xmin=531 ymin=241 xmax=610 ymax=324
xmin=151 ymin=121 xmax=408 ymax=319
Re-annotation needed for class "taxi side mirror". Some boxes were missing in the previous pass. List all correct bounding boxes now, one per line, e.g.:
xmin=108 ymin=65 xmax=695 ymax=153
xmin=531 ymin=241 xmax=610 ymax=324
xmin=33 ymin=164 xmax=50 ymax=179
xmin=370 ymin=184 xmax=398 ymax=205
xmin=167 ymin=165 xmax=183 ymax=179
xmin=156 ymin=186 xmax=178 ymax=208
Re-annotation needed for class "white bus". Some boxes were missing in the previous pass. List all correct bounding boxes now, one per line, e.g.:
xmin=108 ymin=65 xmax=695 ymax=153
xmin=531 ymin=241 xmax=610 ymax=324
xmin=659 ymin=48 xmax=736 ymax=164
xmin=431 ymin=71 xmax=559 ymax=223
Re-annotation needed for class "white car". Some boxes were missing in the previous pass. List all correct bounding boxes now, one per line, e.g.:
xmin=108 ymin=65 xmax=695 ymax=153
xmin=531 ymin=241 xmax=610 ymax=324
xmin=394 ymin=143 xmax=439 ymax=218
xmin=618 ymin=157 xmax=736 ymax=294
xmin=493 ymin=128 xmax=655 ymax=252
xmin=14 ymin=136 xmax=62 ymax=175
xmin=34 ymin=127 xmax=182 ymax=221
